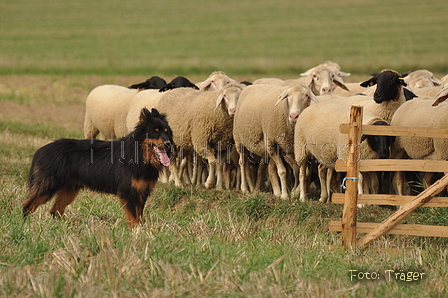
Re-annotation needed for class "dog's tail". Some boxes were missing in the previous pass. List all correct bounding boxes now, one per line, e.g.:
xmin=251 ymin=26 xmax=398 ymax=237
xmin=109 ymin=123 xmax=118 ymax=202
xmin=23 ymin=149 xmax=57 ymax=217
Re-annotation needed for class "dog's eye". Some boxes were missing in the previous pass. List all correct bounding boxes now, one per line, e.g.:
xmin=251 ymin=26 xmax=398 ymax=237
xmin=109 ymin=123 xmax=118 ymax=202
xmin=155 ymin=128 xmax=159 ymax=132
xmin=164 ymin=129 xmax=168 ymax=132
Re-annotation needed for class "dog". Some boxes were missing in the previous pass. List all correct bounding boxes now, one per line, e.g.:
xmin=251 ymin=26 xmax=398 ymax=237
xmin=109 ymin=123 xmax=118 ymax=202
xmin=23 ymin=108 xmax=173 ymax=228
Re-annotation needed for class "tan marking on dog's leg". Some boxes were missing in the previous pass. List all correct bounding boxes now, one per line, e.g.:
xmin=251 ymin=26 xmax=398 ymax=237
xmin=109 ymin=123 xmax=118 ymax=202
xmin=23 ymin=194 xmax=53 ymax=216
xmin=50 ymin=186 xmax=80 ymax=218
xmin=118 ymin=198 xmax=142 ymax=229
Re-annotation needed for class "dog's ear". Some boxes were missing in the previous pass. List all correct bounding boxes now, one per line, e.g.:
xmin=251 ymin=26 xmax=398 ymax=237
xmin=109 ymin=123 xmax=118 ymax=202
xmin=139 ymin=108 xmax=151 ymax=123
xmin=150 ymin=108 xmax=160 ymax=117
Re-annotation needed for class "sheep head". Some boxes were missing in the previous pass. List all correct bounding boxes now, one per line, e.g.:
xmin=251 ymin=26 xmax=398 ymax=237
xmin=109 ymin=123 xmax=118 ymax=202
xmin=303 ymin=65 xmax=349 ymax=95
xmin=361 ymin=120 xmax=395 ymax=159
xmin=275 ymin=84 xmax=319 ymax=124
xmin=214 ymin=84 xmax=243 ymax=116
xmin=200 ymin=71 xmax=239 ymax=91
xmin=360 ymin=70 xmax=407 ymax=104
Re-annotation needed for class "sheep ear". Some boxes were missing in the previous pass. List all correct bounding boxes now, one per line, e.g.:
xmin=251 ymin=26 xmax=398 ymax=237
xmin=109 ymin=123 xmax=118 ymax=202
xmin=199 ymin=78 xmax=213 ymax=90
xmin=189 ymin=83 xmax=200 ymax=90
xmin=430 ymin=77 xmax=443 ymax=86
xmin=404 ymin=88 xmax=418 ymax=101
xmin=215 ymin=93 xmax=226 ymax=110
xmin=305 ymin=73 xmax=315 ymax=88
xmin=333 ymin=76 xmax=350 ymax=91
xmin=159 ymin=84 xmax=172 ymax=92
xmin=300 ymin=66 xmax=315 ymax=76
xmin=308 ymin=92 xmax=319 ymax=104
xmin=339 ymin=71 xmax=351 ymax=77
xmin=360 ymin=77 xmax=377 ymax=88
xmin=432 ymin=90 xmax=448 ymax=106
xmin=361 ymin=134 xmax=367 ymax=142
xmin=275 ymin=90 xmax=288 ymax=106
xmin=398 ymin=77 xmax=407 ymax=87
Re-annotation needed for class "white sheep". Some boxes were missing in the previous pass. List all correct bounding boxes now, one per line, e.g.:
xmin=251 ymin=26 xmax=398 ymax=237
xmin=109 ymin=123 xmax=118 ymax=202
xmin=300 ymin=60 xmax=351 ymax=80
xmin=390 ymin=88 xmax=448 ymax=195
xmin=198 ymin=71 xmax=239 ymax=91
xmin=410 ymin=85 xmax=446 ymax=99
xmin=403 ymin=69 xmax=442 ymax=88
xmin=125 ymin=89 xmax=164 ymax=133
xmin=253 ymin=64 xmax=349 ymax=95
xmin=391 ymin=88 xmax=448 ymax=160
xmin=233 ymin=83 xmax=318 ymax=199
xmin=294 ymin=103 xmax=395 ymax=202
xmin=157 ymin=84 xmax=244 ymax=189
xmin=83 ymin=85 xmax=139 ymax=140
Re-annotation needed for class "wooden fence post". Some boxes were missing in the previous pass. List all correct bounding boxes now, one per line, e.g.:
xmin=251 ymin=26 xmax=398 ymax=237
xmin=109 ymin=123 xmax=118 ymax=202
xmin=341 ymin=106 xmax=363 ymax=248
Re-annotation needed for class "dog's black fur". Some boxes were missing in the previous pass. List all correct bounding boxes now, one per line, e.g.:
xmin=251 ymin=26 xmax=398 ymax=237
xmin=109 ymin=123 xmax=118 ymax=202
xmin=23 ymin=108 xmax=173 ymax=228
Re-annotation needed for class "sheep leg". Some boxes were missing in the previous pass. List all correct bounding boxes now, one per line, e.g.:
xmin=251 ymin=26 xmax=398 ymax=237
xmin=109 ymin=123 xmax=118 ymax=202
xmin=298 ymin=161 xmax=308 ymax=202
xmin=191 ymin=152 xmax=198 ymax=185
xmin=326 ymin=168 xmax=334 ymax=203
xmin=254 ymin=162 xmax=267 ymax=191
xmin=357 ymin=173 xmax=365 ymax=208
xmin=238 ymin=146 xmax=250 ymax=193
xmin=284 ymin=154 xmax=299 ymax=191
xmin=214 ymin=149 xmax=224 ymax=190
xmin=178 ymin=156 xmax=189 ymax=184
xmin=271 ymin=152 xmax=288 ymax=199
xmin=268 ymin=159 xmax=281 ymax=197
xmin=318 ymin=164 xmax=329 ymax=203
xmin=204 ymin=151 xmax=217 ymax=189
xmin=169 ymin=157 xmax=183 ymax=187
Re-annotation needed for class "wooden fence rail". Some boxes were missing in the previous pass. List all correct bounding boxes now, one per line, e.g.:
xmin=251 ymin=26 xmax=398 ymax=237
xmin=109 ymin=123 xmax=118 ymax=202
xmin=328 ymin=105 xmax=448 ymax=249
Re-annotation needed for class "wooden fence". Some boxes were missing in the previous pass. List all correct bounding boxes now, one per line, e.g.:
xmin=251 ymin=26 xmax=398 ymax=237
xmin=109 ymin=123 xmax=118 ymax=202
xmin=327 ymin=105 xmax=448 ymax=249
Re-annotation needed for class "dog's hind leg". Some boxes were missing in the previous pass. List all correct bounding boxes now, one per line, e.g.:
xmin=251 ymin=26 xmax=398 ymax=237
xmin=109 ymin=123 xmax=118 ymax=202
xmin=50 ymin=183 xmax=80 ymax=218
xmin=22 ymin=193 xmax=54 ymax=217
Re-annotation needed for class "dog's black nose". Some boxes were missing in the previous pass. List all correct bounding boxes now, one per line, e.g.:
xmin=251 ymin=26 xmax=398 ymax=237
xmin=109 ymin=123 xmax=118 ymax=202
xmin=164 ymin=141 xmax=172 ymax=147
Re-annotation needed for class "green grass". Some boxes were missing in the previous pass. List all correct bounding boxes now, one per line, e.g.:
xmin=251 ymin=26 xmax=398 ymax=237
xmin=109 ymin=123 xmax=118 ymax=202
xmin=1 ymin=0 xmax=447 ymax=76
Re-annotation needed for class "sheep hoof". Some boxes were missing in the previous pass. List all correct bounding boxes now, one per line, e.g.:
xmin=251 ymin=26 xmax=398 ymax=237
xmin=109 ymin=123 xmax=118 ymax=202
xmin=319 ymin=197 xmax=329 ymax=203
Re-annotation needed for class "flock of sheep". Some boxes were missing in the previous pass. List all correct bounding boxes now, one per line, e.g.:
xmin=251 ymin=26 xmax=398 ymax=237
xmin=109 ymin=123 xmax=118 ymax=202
xmin=83 ymin=61 xmax=448 ymax=202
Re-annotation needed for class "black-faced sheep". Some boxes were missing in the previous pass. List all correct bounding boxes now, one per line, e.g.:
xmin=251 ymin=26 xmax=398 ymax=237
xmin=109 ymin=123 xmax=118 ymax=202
xmin=317 ymin=69 xmax=417 ymax=122
xmin=233 ymin=83 xmax=318 ymax=199
xmin=294 ymin=103 xmax=395 ymax=202
xmin=159 ymin=76 xmax=199 ymax=92
xmin=128 ymin=76 xmax=167 ymax=90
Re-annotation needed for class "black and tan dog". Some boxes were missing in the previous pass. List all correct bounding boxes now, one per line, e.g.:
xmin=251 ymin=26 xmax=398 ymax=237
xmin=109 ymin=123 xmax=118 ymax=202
xmin=23 ymin=108 xmax=173 ymax=228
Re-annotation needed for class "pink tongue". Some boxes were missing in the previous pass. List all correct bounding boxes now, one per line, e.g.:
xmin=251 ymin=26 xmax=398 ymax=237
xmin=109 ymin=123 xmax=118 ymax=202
xmin=153 ymin=146 xmax=171 ymax=166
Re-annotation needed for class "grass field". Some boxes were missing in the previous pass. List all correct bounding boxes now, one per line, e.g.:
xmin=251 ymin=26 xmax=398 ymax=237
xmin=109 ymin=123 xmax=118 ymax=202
xmin=1 ymin=0 xmax=448 ymax=297
xmin=1 ymin=0 xmax=448 ymax=76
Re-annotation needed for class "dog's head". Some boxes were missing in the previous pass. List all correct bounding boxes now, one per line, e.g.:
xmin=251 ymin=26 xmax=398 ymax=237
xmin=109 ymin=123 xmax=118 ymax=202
xmin=135 ymin=108 xmax=173 ymax=167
